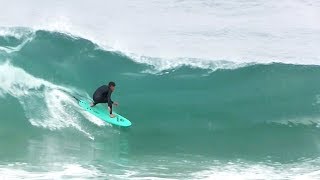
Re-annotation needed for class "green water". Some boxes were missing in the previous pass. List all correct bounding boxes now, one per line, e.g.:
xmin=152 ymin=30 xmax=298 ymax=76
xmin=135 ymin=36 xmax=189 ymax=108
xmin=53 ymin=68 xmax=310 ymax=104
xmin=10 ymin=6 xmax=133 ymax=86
xmin=1 ymin=29 xmax=320 ymax=179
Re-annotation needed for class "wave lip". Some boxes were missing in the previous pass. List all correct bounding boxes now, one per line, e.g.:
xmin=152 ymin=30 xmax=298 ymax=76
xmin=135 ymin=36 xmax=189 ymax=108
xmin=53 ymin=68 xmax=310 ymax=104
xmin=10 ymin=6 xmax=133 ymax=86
xmin=124 ymin=54 xmax=253 ymax=73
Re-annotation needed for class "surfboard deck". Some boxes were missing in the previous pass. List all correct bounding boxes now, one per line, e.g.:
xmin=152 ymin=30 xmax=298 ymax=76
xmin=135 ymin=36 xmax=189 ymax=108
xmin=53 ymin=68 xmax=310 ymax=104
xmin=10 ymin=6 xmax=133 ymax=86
xmin=78 ymin=99 xmax=132 ymax=127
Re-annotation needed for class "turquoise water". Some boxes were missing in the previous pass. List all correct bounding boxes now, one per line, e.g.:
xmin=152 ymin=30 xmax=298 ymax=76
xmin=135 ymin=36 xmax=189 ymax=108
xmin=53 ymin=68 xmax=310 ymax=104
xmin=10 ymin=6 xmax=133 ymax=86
xmin=1 ymin=28 xmax=320 ymax=179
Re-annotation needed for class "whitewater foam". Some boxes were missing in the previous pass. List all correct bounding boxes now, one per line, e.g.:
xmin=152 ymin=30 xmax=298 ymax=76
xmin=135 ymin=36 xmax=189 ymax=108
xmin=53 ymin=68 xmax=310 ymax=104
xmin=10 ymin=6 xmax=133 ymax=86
xmin=0 ymin=163 xmax=102 ymax=179
xmin=0 ymin=27 xmax=34 ymax=54
xmin=125 ymin=54 xmax=252 ymax=73
xmin=0 ymin=27 xmax=33 ymax=39
xmin=0 ymin=61 xmax=106 ymax=139
xmin=191 ymin=159 xmax=320 ymax=180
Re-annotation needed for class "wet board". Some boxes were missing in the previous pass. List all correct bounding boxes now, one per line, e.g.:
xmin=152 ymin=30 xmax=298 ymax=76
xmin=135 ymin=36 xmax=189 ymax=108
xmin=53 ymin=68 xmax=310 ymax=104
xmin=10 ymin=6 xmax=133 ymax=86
xmin=78 ymin=99 xmax=132 ymax=127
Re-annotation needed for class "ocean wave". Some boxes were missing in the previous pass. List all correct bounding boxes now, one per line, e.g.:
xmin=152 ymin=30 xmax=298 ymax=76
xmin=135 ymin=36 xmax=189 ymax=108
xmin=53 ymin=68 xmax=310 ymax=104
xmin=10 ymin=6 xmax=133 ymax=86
xmin=1 ymin=27 xmax=319 ymax=73
xmin=0 ymin=28 xmax=259 ymax=72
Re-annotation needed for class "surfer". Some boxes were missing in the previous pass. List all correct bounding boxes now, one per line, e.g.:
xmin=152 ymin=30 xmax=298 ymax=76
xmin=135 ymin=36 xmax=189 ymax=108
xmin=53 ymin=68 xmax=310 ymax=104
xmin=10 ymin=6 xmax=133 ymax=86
xmin=90 ymin=81 xmax=118 ymax=118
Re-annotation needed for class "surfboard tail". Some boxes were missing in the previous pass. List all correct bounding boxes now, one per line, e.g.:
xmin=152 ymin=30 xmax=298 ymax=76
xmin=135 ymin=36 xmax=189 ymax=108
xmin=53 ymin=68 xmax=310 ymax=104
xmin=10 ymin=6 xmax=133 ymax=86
xmin=71 ymin=95 xmax=80 ymax=102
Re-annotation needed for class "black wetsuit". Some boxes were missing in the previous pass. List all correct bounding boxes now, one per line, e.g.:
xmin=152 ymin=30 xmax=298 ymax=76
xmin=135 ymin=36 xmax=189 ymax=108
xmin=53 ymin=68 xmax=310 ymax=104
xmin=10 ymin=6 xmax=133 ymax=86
xmin=92 ymin=85 xmax=114 ymax=114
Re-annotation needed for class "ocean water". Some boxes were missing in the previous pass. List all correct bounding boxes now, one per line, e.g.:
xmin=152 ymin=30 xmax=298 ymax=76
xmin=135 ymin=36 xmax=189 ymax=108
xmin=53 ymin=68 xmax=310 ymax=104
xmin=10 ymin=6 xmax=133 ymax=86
xmin=1 ymin=0 xmax=320 ymax=179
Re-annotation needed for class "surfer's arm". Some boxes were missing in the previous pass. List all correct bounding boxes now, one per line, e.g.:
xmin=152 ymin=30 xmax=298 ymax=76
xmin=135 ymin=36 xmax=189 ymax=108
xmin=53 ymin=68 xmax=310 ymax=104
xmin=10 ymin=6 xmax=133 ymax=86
xmin=107 ymin=91 xmax=113 ymax=114
xmin=108 ymin=103 xmax=113 ymax=114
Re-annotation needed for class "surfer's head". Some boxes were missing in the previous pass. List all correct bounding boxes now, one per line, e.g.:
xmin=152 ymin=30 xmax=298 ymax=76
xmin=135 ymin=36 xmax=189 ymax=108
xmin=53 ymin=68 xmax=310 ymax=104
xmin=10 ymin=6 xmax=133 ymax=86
xmin=108 ymin=81 xmax=116 ymax=91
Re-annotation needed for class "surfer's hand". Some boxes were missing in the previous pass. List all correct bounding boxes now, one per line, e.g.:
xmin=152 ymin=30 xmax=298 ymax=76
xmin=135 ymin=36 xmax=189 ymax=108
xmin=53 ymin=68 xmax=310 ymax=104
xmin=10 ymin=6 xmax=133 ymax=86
xmin=110 ymin=114 xmax=116 ymax=118
xmin=113 ymin=102 xmax=119 ymax=106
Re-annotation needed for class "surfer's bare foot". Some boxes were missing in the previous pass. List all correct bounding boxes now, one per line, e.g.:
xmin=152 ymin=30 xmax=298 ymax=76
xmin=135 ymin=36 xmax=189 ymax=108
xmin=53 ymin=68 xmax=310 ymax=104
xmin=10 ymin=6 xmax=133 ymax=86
xmin=90 ymin=102 xmax=95 ymax=107
xmin=110 ymin=114 xmax=116 ymax=118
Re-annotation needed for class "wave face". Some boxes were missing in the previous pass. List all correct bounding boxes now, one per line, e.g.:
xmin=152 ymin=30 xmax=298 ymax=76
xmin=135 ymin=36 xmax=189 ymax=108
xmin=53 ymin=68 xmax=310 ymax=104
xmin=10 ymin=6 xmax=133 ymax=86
xmin=1 ymin=28 xmax=320 ymax=179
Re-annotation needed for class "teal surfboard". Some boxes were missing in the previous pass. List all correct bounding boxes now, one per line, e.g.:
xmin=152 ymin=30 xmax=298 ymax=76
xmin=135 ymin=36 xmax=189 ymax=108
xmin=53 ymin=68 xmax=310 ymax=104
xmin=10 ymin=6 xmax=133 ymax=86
xmin=78 ymin=99 xmax=132 ymax=127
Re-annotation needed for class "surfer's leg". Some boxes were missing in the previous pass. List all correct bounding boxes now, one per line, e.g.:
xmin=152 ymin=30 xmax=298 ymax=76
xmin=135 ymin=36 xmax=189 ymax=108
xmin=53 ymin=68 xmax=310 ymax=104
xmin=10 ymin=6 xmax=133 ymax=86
xmin=102 ymin=97 xmax=108 ymax=103
xmin=100 ymin=97 xmax=112 ymax=113
xmin=91 ymin=95 xmax=103 ymax=107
